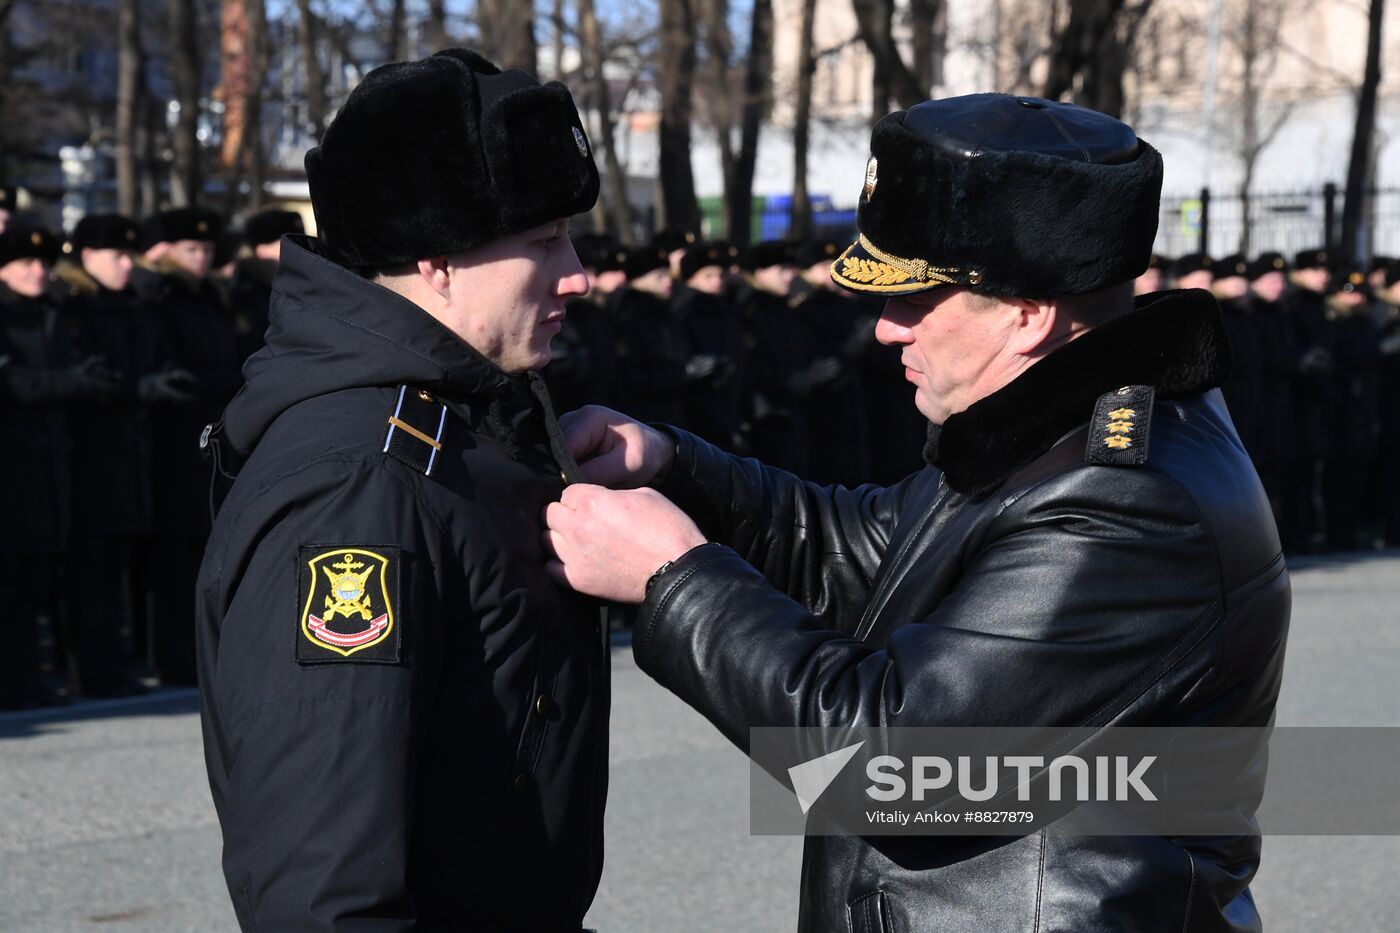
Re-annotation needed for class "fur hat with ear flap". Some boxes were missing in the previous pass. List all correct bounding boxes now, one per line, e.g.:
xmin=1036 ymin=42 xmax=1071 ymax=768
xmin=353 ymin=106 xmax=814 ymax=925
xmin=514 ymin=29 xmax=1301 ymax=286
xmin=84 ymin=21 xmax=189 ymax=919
xmin=831 ymin=93 xmax=1163 ymax=299
xmin=305 ymin=48 xmax=600 ymax=269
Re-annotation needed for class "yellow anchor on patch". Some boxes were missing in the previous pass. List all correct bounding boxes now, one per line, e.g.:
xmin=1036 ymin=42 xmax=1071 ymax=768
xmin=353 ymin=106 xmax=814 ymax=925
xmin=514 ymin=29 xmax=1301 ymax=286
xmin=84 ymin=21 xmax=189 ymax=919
xmin=322 ymin=553 xmax=374 ymax=621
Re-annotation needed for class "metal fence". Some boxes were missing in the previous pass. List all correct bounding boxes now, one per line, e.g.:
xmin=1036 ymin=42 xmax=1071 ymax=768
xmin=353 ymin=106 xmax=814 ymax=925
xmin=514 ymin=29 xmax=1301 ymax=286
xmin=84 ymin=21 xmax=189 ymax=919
xmin=1156 ymin=186 xmax=1400 ymax=261
xmin=654 ymin=185 xmax=1400 ymax=265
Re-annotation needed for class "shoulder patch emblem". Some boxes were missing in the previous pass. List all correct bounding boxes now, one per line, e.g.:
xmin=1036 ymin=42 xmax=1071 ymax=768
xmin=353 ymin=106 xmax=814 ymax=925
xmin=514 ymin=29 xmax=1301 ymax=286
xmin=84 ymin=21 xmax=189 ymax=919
xmin=297 ymin=546 xmax=401 ymax=664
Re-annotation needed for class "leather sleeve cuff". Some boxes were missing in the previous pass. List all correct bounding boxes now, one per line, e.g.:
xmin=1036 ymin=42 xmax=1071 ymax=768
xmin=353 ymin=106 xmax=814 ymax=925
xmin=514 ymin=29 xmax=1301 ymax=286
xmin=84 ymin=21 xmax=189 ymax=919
xmin=633 ymin=542 xmax=736 ymax=668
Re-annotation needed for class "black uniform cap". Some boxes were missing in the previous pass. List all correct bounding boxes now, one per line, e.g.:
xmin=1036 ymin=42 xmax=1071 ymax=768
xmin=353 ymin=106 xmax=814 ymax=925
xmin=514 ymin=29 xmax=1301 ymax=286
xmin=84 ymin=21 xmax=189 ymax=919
xmin=0 ymin=185 xmax=19 ymax=211
xmin=1145 ymin=253 xmax=1165 ymax=271
xmin=679 ymin=242 xmax=727 ymax=281
xmin=1368 ymin=255 xmax=1396 ymax=277
xmin=1248 ymin=252 xmax=1288 ymax=280
xmin=1332 ymin=269 xmax=1370 ymax=296
xmin=831 ymin=93 xmax=1162 ymax=298
xmin=1170 ymin=253 xmax=1213 ymax=279
xmin=652 ymin=228 xmax=700 ymax=253
xmin=623 ymin=246 xmax=669 ymax=280
xmin=0 ymin=223 xmax=59 ymax=266
xmin=244 ymin=209 xmax=305 ymax=246
xmin=1214 ymin=254 xmax=1250 ymax=280
xmin=1293 ymin=248 xmax=1329 ymax=271
xmin=794 ymin=238 xmax=843 ymax=268
xmin=70 ymin=214 xmax=141 ymax=252
xmin=742 ymin=240 xmax=793 ymax=272
xmin=140 ymin=207 xmax=223 ymax=251
xmin=306 ymin=48 xmax=599 ymax=269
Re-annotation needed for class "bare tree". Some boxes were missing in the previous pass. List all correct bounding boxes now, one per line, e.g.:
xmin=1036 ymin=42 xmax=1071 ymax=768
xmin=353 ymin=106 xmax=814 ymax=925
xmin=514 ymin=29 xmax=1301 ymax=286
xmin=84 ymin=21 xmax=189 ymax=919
xmin=388 ymin=0 xmax=407 ymax=61
xmin=1042 ymin=0 xmax=1128 ymax=108
xmin=700 ymin=0 xmax=738 ymax=237
xmin=116 ymin=0 xmax=144 ymax=215
xmin=726 ymin=0 xmax=772 ymax=248
xmin=169 ymin=0 xmax=201 ymax=206
xmin=851 ymin=0 xmax=924 ymax=115
xmin=425 ymin=0 xmax=449 ymax=52
xmin=790 ymin=0 xmax=818 ymax=239
xmin=909 ymin=0 xmax=944 ymax=92
xmin=658 ymin=0 xmax=700 ymax=232
xmin=294 ymin=0 xmax=327 ymax=144
xmin=1341 ymin=0 xmax=1385 ymax=261
xmin=479 ymin=0 xmax=539 ymax=72
xmin=577 ymin=0 xmax=633 ymax=241
xmin=1222 ymin=0 xmax=1295 ymax=254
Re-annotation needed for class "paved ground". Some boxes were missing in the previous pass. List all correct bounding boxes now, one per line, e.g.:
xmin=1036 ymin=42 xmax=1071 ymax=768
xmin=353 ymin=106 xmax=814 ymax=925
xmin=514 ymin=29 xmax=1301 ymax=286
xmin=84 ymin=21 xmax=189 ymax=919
xmin=1 ymin=551 xmax=1397 ymax=932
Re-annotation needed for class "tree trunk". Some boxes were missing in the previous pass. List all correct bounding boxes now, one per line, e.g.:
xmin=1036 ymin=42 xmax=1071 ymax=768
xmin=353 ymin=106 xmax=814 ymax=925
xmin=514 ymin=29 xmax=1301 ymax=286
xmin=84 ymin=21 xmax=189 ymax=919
xmin=170 ymin=0 xmax=202 ymax=206
xmin=790 ymin=0 xmax=817 ymax=240
xmin=727 ymin=0 xmax=771 ymax=248
xmin=425 ymin=0 xmax=448 ymax=51
xmin=221 ymin=0 xmax=251 ymax=172
xmin=658 ymin=0 xmax=700 ymax=233
xmin=551 ymin=0 xmax=567 ymax=77
xmin=578 ymin=0 xmax=633 ymax=242
xmin=1340 ymin=0 xmax=1385 ymax=263
xmin=388 ymin=0 xmax=407 ymax=61
xmin=480 ymin=0 xmax=538 ymax=72
xmin=116 ymin=0 xmax=143 ymax=216
xmin=245 ymin=0 xmax=271 ymax=211
xmin=909 ymin=0 xmax=941 ymax=92
xmin=702 ymin=0 xmax=739 ymax=238
xmin=851 ymin=0 xmax=924 ymax=113
xmin=294 ymin=0 xmax=326 ymax=144
xmin=1042 ymin=0 xmax=1127 ymax=105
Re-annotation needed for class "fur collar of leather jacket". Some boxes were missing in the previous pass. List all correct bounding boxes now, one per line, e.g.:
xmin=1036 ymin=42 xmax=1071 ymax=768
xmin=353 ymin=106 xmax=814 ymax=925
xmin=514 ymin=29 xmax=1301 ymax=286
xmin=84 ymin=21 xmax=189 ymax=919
xmin=928 ymin=288 xmax=1231 ymax=495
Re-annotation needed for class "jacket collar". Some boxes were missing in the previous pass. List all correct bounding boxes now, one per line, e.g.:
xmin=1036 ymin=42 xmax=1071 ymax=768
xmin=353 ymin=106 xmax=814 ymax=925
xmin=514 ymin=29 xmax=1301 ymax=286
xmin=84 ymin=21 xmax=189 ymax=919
xmin=929 ymin=288 xmax=1231 ymax=496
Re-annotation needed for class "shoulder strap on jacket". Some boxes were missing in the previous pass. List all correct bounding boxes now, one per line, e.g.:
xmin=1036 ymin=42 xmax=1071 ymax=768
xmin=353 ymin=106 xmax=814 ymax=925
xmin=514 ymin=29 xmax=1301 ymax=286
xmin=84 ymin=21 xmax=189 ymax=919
xmin=1084 ymin=384 xmax=1154 ymax=467
xmin=383 ymin=385 xmax=449 ymax=476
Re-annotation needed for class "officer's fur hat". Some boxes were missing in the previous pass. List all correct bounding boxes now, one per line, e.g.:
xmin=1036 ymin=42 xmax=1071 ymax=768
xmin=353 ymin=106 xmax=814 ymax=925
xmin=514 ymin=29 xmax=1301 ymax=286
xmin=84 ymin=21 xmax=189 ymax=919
xmin=0 ymin=223 xmax=59 ymax=266
xmin=652 ymin=228 xmax=700 ymax=254
xmin=831 ymin=94 xmax=1163 ymax=299
xmin=1331 ymin=269 xmax=1370 ymax=297
xmin=306 ymin=48 xmax=599 ymax=269
xmin=244 ymin=209 xmax=304 ymax=246
xmin=139 ymin=207 xmax=223 ymax=251
xmin=69 ymin=214 xmax=141 ymax=252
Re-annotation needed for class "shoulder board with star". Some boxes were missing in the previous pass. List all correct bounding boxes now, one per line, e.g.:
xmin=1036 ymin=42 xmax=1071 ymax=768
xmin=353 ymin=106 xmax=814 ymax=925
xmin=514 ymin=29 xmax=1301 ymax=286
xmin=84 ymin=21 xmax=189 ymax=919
xmin=1084 ymin=385 xmax=1155 ymax=467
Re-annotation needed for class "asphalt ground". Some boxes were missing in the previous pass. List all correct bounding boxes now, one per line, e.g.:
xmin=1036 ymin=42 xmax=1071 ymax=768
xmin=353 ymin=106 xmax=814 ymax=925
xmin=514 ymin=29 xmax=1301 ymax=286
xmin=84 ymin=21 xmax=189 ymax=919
xmin=1 ymin=550 xmax=1397 ymax=932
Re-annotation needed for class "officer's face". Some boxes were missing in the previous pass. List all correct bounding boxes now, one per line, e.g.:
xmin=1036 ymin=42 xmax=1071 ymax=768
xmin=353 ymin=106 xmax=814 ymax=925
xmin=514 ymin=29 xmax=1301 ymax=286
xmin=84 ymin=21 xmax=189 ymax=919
xmin=1176 ymin=270 xmax=1213 ymax=290
xmin=0 ymin=257 xmax=49 ymax=298
xmin=444 ymin=219 xmax=589 ymax=373
xmin=753 ymin=264 xmax=796 ymax=296
xmin=167 ymin=239 xmax=214 ymax=279
xmin=633 ymin=268 xmax=673 ymax=300
xmin=1134 ymin=268 xmax=1163 ymax=296
xmin=83 ymin=248 xmax=135 ymax=292
xmin=875 ymin=287 xmax=1018 ymax=425
xmin=1293 ymin=268 xmax=1329 ymax=293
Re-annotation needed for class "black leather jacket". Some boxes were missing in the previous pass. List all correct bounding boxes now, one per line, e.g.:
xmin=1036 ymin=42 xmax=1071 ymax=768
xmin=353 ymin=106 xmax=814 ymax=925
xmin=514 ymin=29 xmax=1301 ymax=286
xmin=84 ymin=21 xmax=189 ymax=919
xmin=636 ymin=290 xmax=1288 ymax=932
xmin=198 ymin=237 xmax=609 ymax=931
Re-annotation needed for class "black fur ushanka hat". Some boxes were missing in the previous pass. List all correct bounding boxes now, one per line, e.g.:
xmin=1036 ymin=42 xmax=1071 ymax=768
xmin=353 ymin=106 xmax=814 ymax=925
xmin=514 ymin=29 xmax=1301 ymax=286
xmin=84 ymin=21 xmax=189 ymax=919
xmin=831 ymin=94 xmax=1163 ymax=299
xmin=306 ymin=48 xmax=599 ymax=269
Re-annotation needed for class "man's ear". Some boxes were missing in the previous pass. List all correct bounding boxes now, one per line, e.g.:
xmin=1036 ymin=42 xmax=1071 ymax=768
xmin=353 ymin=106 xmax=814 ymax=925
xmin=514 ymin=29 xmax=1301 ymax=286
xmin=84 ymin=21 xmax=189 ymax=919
xmin=1007 ymin=296 xmax=1058 ymax=357
xmin=416 ymin=256 xmax=451 ymax=300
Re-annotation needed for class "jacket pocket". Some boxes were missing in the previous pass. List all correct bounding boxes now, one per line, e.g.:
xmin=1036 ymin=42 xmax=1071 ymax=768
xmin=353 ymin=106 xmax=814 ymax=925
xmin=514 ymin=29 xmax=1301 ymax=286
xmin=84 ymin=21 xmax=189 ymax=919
xmin=848 ymin=889 xmax=896 ymax=933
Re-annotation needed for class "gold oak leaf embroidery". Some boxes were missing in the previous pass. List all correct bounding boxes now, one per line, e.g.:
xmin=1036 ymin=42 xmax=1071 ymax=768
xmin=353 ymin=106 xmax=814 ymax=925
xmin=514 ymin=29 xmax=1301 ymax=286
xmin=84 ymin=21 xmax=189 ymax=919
xmin=1108 ymin=407 xmax=1137 ymax=420
xmin=1106 ymin=421 xmax=1134 ymax=434
xmin=842 ymin=257 xmax=910 ymax=286
xmin=1104 ymin=435 xmax=1133 ymax=450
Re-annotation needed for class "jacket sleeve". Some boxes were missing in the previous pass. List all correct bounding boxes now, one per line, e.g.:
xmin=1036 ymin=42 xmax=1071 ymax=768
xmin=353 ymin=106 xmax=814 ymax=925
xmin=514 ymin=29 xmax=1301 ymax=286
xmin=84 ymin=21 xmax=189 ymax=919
xmin=632 ymin=466 xmax=1223 ymax=752
xmin=654 ymin=426 xmax=927 ymax=630
xmin=203 ymin=460 xmax=451 ymax=931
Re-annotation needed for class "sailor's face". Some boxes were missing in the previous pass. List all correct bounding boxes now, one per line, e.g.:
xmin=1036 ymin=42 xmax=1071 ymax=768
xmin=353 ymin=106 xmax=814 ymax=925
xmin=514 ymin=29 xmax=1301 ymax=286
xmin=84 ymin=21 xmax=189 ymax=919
xmin=446 ymin=219 xmax=589 ymax=374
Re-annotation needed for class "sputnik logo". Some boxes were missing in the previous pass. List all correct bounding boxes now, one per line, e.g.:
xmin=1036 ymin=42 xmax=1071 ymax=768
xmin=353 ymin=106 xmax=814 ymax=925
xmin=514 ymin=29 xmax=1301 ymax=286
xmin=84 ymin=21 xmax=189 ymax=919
xmin=787 ymin=741 xmax=865 ymax=815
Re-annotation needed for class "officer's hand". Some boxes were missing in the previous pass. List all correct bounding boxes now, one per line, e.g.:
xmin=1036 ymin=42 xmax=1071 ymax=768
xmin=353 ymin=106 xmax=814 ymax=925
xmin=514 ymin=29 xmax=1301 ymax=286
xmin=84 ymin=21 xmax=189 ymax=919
xmin=560 ymin=404 xmax=676 ymax=488
xmin=542 ymin=484 xmax=706 ymax=604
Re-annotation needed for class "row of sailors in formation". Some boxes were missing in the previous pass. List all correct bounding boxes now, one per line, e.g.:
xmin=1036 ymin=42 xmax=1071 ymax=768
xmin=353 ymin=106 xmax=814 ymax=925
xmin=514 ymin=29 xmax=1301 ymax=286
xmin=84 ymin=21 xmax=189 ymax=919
xmin=1136 ymin=246 xmax=1400 ymax=553
xmin=0 ymin=200 xmax=305 ymax=709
